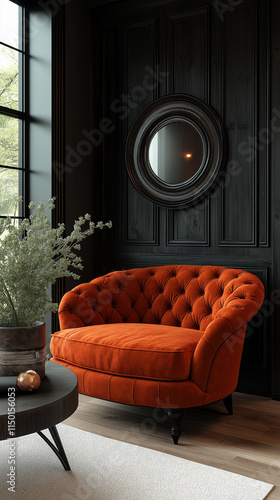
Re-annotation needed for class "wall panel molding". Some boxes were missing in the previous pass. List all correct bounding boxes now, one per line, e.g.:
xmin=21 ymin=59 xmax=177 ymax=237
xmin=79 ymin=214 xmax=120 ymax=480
xmin=167 ymin=7 xmax=210 ymax=101
xmin=219 ymin=0 xmax=257 ymax=247
xmin=122 ymin=18 xmax=160 ymax=245
xmin=166 ymin=6 xmax=210 ymax=246
xmin=51 ymin=3 xmax=66 ymax=333
xmin=98 ymin=28 xmax=117 ymax=246
xmin=258 ymin=0 xmax=270 ymax=247
xmin=167 ymin=199 xmax=210 ymax=246
xmin=238 ymin=266 xmax=270 ymax=396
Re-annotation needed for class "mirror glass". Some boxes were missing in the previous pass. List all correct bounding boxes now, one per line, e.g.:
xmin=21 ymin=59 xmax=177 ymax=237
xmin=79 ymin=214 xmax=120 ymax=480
xmin=148 ymin=121 xmax=204 ymax=185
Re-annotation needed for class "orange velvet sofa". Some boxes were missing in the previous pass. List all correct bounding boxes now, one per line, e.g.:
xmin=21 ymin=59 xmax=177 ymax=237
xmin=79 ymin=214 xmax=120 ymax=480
xmin=50 ymin=265 xmax=264 ymax=444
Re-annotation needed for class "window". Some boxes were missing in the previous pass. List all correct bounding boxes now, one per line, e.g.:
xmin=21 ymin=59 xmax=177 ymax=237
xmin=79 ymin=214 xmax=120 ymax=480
xmin=0 ymin=0 xmax=26 ymax=220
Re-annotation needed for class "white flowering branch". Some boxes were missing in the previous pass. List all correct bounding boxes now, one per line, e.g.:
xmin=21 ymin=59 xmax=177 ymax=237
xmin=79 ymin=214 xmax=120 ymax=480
xmin=0 ymin=198 xmax=112 ymax=327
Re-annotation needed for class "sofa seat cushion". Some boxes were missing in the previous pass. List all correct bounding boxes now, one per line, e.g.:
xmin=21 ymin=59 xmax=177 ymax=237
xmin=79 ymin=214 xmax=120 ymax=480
xmin=51 ymin=323 xmax=204 ymax=381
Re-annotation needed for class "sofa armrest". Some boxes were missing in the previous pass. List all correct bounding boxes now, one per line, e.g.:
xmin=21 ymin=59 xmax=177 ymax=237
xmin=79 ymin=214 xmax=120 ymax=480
xmin=58 ymin=290 xmax=96 ymax=329
xmin=191 ymin=281 xmax=265 ymax=394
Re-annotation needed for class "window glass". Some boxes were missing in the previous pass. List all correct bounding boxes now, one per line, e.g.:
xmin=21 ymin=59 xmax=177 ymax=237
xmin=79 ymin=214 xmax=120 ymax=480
xmin=0 ymin=45 xmax=20 ymax=110
xmin=0 ymin=0 xmax=19 ymax=48
xmin=0 ymin=0 xmax=25 ymax=219
xmin=0 ymin=166 xmax=21 ymax=216
xmin=0 ymin=115 xmax=20 ymax=167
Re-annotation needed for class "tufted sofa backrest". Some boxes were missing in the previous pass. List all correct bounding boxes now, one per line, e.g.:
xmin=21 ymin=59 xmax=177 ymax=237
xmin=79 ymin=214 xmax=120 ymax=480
xmin=58 ymin=265 xmax=265 ymax=332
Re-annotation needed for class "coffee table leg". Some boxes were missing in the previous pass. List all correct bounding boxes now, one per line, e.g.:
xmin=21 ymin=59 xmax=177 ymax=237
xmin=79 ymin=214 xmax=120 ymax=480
xmin=38 ymin=425 xmax=71 ymax=471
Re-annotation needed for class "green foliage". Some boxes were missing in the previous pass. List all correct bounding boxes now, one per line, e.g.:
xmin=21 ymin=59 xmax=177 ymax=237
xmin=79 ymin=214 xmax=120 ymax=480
xmin=0 ymin=47 xmax=18 ymax=111
xmin=0 ymin=198 xmax=112 ymax=327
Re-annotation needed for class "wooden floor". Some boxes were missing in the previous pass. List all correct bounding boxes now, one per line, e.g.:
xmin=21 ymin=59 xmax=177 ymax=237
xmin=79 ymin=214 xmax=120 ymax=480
xmin=64 ymin=392 xmax=280 ymax=498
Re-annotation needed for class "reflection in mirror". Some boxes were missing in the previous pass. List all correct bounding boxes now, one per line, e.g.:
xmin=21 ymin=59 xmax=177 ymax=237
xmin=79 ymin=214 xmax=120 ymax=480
xmin=148 ymin=121 xmax=204 ymax=184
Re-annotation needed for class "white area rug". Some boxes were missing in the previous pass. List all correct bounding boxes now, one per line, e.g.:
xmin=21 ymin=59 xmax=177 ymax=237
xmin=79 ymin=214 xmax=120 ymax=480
xmin=0 ymin=424 xmax=273 ymax=500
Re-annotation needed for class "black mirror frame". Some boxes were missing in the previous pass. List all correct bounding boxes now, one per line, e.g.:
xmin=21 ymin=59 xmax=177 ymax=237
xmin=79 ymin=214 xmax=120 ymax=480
xmin=125 ymin=94 xmax=226 ymax=208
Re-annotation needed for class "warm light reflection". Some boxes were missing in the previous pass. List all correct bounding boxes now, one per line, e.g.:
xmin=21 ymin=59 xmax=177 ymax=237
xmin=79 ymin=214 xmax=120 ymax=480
xmin=184 ymin=153 xmax=192 ymax=159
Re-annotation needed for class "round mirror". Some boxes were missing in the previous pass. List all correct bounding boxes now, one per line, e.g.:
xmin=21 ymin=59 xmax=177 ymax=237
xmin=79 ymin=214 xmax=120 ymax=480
xmin=125 ymin=94 xmax=226 ymax=208
xmin=148 ymin=120 xmax=205 ymax=185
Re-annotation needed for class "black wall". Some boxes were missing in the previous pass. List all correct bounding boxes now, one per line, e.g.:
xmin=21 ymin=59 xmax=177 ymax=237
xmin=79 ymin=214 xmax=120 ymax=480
xmin=53 ymin=0 xmax=280 ymax=398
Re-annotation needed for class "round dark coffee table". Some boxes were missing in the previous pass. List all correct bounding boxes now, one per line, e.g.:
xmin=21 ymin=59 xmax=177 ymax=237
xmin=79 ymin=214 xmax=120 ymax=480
xmin=0 ymin=362 xmax=78 ymax=470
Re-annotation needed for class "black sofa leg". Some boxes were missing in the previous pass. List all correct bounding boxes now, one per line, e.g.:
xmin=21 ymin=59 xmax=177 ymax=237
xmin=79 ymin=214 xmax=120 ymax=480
xmin=223 ymin=394 xmax=233 ymax=415
xmin=167 ymin=409 xmax=184 ymax=445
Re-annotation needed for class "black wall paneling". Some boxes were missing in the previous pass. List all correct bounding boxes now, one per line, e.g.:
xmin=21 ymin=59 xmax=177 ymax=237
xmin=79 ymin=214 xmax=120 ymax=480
xmin=167 ymin=7 xmax=210 ymax=249
xmin=96 ymin=28 xmax=117 ymax=248
xmin=238 ymin=267 xmax=270 ymax=396
xmin=52 ymin=3 xmax=65 ymax=335
xmin=91 ymin=0 xmax=274 ymax=397
xmin=219 ymin=0 xmax=256 ymax=246
xmin=271 ymin=0 xmax=280 ymax=399
xmin=167 ymin=8 xmax=210 ymax=100
xmin=123 ymin=19 xmax=159 ymax=245
xmin=167 ymin=203 xmax=209 ymax=246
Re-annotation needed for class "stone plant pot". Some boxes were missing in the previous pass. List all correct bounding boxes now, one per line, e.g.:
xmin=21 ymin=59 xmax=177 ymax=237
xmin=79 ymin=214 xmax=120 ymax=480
xmin=0 ymin=322 xmax=46 ymax=378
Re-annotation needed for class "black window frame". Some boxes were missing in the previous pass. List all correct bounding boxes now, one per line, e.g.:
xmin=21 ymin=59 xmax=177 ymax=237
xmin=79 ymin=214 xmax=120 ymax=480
xmin=0 ymin=0 xmax=29 ymax=220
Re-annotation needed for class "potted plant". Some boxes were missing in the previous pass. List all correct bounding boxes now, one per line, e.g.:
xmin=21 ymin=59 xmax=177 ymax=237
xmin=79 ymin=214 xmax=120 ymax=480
xmin=0 ymin=198 xmax=112 ymax=377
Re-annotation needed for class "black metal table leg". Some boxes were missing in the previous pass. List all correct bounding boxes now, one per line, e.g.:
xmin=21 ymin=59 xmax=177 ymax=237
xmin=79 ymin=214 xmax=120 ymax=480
xmin=38 ymin=425 xmax=71 ymax=471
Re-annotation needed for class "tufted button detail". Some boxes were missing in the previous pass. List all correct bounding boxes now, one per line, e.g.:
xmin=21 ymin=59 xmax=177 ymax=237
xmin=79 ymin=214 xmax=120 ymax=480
xmin=73 ymin=264 xmax=265 ymax=336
